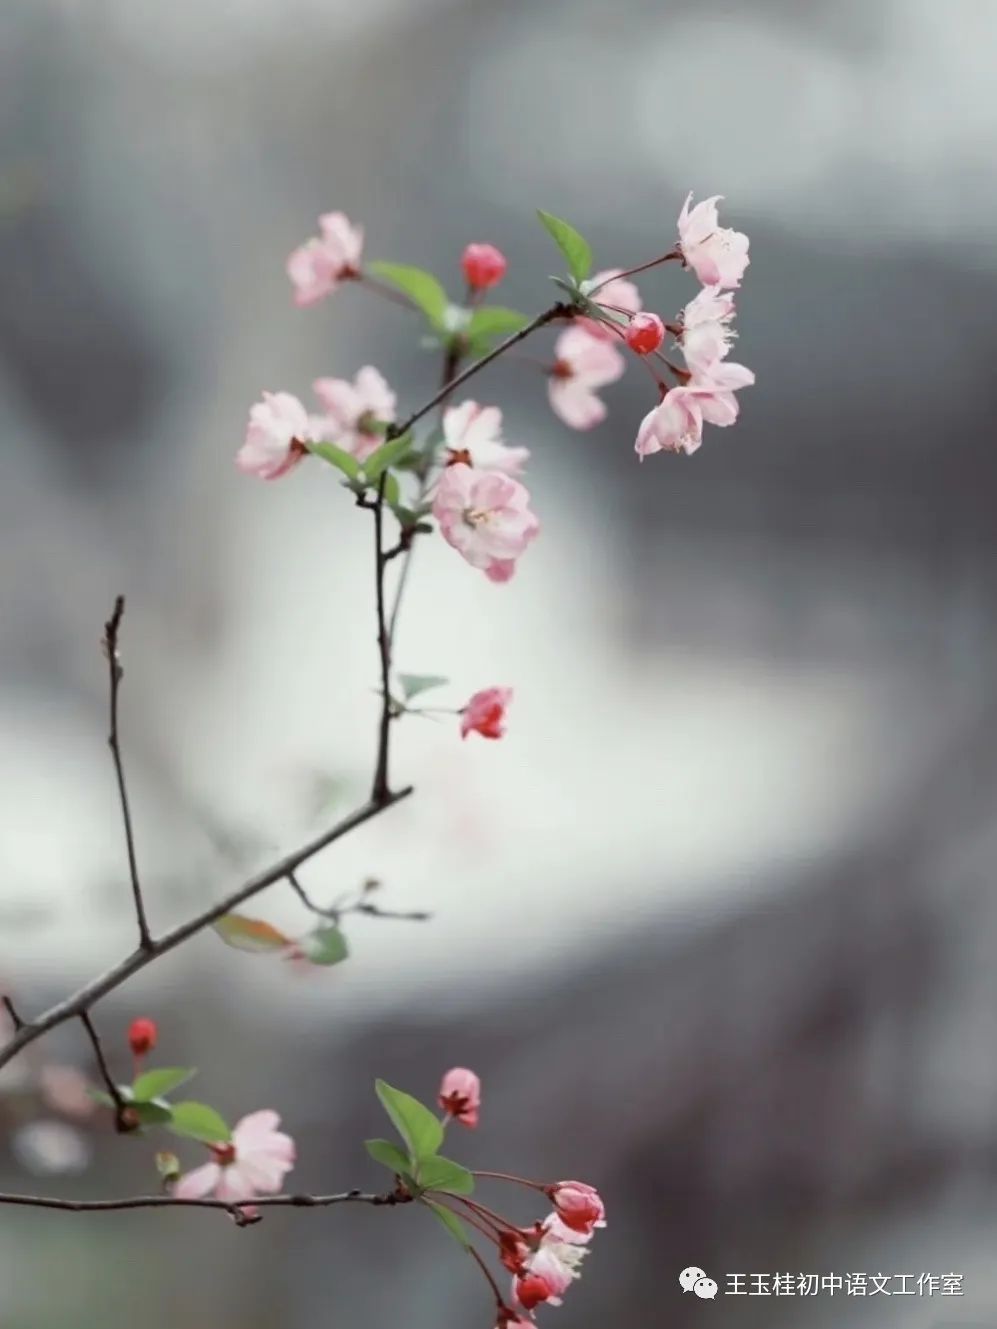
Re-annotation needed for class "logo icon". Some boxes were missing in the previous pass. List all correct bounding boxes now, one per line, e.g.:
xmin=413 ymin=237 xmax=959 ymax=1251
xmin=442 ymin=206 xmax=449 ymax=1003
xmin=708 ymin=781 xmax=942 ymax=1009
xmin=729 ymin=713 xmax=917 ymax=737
xmin=694 ymin=1277 xmax=718 ymax=1300
xmin=680 ymin=1267 xmax=707 ymax=1293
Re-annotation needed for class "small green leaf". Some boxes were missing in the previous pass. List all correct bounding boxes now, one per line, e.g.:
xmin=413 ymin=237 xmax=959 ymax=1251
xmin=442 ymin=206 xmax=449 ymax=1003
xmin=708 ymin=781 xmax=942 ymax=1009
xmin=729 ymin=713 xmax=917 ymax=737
xmin=467 ymin=306 xmax=532 ymax=342
xmin=365 ymin=1138 xmax=413 ymax=1175
xmin=537 ymin=210 xmax=592 ymax=284
xmin=299 ymin=924 xmax=350 ymax=967
xmin=213 ymin=914 xmax=290 ymax=954
xmin=132 ymin=1067 xmax=197 ymax=1102
xmin=368 ymin=262 xmax=449 ymax=329
xmin=307 ymin=441 xmax=362 ymax=480
xmin=417 ymin=1155 xmax=475 ymax=1196
xmin=167 ymin=1101 xmax=231 ymax=1145
xmin=375 ymin=1079 xmax=444 ymax=1162
xmin=424 ymin=1199 xmax=471 ymax=1249
xmin=364 ymin=435 xmax=413 ymax=481
xmin=131 ymin=1101 xmax=174 ymax=1127
xmin=398 ymin=673 xmax=448 ymax=701
xmin=88 ymin=1087 xmax=125 ymax=1108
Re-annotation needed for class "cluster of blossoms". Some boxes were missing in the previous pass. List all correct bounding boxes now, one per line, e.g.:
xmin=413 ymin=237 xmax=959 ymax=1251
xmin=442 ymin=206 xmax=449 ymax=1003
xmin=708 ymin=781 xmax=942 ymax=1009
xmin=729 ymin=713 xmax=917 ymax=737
xmin=435 ymin=1069 xmax=606 ymax=1325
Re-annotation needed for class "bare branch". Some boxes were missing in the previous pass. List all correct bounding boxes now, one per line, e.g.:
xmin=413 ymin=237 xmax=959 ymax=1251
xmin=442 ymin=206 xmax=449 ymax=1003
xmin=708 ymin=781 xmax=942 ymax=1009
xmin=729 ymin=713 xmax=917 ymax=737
xmin=0 ymin=1189 xmax=411 ymax=1219
xmin=102 ymin=597 xmax=153 ymax=951
xmin=0 ymin=789 xmax=412 ymax=1074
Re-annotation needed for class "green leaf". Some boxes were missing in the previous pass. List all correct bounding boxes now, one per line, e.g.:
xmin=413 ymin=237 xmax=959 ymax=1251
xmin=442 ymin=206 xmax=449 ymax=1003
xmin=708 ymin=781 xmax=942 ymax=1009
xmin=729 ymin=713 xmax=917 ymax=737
xmin=213 ymin=914 xmax=291 ymax=954
xmin=537 ymin=210 xmax=592 ymax=284
xmin=299 ymin=924 xmax=350 ymax=967
xmin=398 ymin=673 xmax=448 ymax=701
xmin=132 ymin=1067 xmax=197 ymax=1102
xmin=467 ymin=306 xmax=532 ymax=343
xmin=88 ymin=1087 xmax=127 ymax=1108
xmin=375 ymin=1079 xmax=444 ymax=1162
xmin=424 ymin=1199 xmax=472 ymax=1249
xmin=368 ymin=262 xmax=449 ymax=330
xmin=167 ymin=1101 xmax=231 ymax=1145
xmin=131 ymin=1101 xmax=174 ymax=1127
xmin=364 ymin=435 xmax=413 ymax=481
xmin=417 ymin=1155 xmax=475 ymax=1196
xmin=365 ymin=1138 xmax=413 ymax=1175
xmin=307 ymin=441 xmax=362 ymax=481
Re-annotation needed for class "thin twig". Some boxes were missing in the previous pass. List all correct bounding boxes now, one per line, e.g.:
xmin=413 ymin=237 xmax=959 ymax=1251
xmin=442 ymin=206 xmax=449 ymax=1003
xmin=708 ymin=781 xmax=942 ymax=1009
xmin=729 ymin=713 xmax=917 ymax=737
xmin=371 ymin=474 xmax=393 ymax=803
xmin=388 ymin=302 xmax=572 ymax=442
xmin=2 ymin=996 xmax=24 ymax=1031
xmin=0 ymin=789 xmax=412 ymax=1075
xmin=79 ymin=1011 xmax=130 ymax=1132
xmin=0 ymin=1189 xmax=409 ymax=1217
xmin=102 ymin=597 xmax=153 ymax=951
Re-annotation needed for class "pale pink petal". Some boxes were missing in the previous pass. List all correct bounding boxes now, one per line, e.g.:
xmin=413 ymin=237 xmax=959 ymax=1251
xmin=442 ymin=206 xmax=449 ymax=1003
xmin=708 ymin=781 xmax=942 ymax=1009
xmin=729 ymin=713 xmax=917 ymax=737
xmin=549 ymin=379 xmax=607 ymax=431
xmin=173 ymin=1162 xmax=221 ymax=1200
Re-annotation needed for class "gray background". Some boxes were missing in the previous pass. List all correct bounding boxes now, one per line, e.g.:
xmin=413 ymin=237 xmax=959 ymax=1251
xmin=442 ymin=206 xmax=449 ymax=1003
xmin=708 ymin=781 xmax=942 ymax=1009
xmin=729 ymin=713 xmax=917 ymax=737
xmin=1 ymin=0 xmax=996 ymax=1325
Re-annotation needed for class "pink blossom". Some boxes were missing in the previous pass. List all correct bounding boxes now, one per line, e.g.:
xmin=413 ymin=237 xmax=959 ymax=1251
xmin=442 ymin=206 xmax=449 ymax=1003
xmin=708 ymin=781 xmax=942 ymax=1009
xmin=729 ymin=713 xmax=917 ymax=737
xmin=625 ymin=311 xmax=665 ymax=355
xmin=237 ymin=391 xmax=312 ymax=480
xmin=548 ymin=1180 xmax=606 ymax=1235
xmin=438 ymin=1067 xmax=481 ymax=1127
xmin=287 ymin=212 xmax=364 ymax=306
xmin=681 ymin=287 xmax=736 ymax=373
xmin=548 ymin=326 xmax=625 ymax=430
xmin=460 ymin=687 xmax=512 ymax=741
xmin=432 ymin=463 xmax=539 ymax=582
xmin=462 ymin=243 xmax=507 ymax=290
xmin=514 ymin=1236 xmax=587 ymax=1309
xmin=311 ymin=366 xmax=396 ymax=462
xmin=173 ymin=1110 xmax=295 ymax=1204
xmin=635 ymin=389 xmax=704 ymax=459
xmin=677 ymin=194 xmax=750 ymax=289
xmin=579 ymin=268 xmax=643 ymax=339
xmin=688 ymin=359 xmax=755 ymax=427
xmin=443 ymin=402 xmax=529 ymax=476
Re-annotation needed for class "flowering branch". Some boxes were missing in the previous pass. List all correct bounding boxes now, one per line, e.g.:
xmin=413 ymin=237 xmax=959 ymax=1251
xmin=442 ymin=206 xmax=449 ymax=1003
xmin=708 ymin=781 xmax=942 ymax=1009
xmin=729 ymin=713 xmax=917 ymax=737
xmin=2 ymin=193 xmax=754 ymax=1327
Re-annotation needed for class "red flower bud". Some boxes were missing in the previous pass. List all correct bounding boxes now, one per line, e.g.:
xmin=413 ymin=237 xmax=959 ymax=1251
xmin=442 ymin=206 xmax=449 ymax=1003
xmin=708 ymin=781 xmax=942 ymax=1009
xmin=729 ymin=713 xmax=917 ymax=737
xmin=461 ymin=243 xmax=507 ymax=291
xmin=128 ymin=1017 xmax=157 ymax=1057
xmin=514 ymin=1273 xmax=555 ymax=1311
xmin=624 ymin=311 xmax=665 ymax=355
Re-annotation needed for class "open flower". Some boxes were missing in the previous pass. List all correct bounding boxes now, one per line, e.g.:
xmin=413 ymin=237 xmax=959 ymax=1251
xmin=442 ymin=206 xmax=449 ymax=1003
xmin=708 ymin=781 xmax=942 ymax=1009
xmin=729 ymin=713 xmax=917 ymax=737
xmin=514 ymin=1236 xmax=588 ymax=1310
xmin=287 ymin=212 xmax=364 ymax=306
xmin=460 ymin=688 xmax=512 ymax=741
xmin=548 ymin=326 xmax=625 ymax=429
xmin=443 ymin=402 xmax=529 ymax=475
xmin=677 ymin=194 xmax=750 ymax=289
xmin=578 ymin=268 xmax=643 ymax=340
xmin=433 ymin=463 xmax=539 ymax=582
xmin=172 ymin=1110 xmax=295 ymax=1204
xmin=311 ymin=366 xmax=396 ymax=462
xmin=680 ymin=287 xmax=736 ymax=373
xmin=439 ymin=1067 xmax=482 ymax=1126
xmin=635 ymin=388 xmax=705 ymax=459
xmin=237 ymin=392 xmax=312 ymax=480
xmin=688 ymin=359 xmax=755 ymax=426
xmin=548 ymin=1181 xmax=606 ymax=1236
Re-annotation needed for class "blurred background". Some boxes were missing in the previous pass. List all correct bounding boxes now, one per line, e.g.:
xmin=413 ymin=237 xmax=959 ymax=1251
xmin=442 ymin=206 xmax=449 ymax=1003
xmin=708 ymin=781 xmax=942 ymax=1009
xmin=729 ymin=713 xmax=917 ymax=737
xmin=2 ymin=0 xmax=997 ymax=1324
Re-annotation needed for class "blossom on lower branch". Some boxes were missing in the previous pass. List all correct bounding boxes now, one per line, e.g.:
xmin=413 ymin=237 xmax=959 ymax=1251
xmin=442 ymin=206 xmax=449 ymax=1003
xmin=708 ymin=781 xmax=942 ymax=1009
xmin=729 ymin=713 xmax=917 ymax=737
xmin=173 ymin=1110 xmax=295 ymax=1204
xmin=443 ymin=401 xmax=529 ymax=475
xmin=433 ymin=463 xmax=539 ymax=582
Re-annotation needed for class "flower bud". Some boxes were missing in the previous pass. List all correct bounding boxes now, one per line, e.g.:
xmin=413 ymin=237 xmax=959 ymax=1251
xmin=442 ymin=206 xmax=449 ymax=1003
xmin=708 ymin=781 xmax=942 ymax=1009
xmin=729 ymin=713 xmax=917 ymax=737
xmin=624 ymin=311 xmax=665 ymax=355
xmin=128 ymin=1017 xmax=157 ymax=1057
xmin=461 ymin=243 xmax=507 ymax=291
xmin=548 ymin=1180 xmax=606 ymax=1235
xmin=438 ymin=1066 xmax=481 ymax=1127
xmin=514 ymin=1273 xmax=555 ymax=1311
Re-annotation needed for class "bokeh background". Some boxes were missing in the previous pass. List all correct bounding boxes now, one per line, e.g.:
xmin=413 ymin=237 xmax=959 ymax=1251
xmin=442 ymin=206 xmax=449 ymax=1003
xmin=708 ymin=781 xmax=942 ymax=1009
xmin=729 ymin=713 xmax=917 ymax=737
xmin=2 ymin=0 xmax=997 ymax=1325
